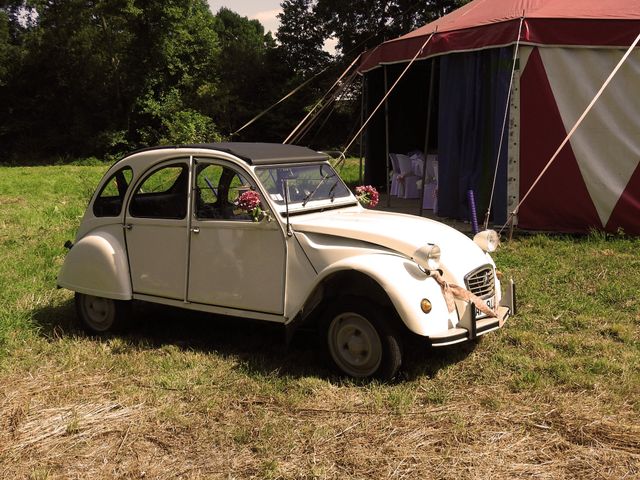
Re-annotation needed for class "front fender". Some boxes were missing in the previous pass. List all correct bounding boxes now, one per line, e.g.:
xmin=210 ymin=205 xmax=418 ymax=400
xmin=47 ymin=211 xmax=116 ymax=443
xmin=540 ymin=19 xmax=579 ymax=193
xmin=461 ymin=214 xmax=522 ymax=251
xmin=57 ymin=229 xmax=132 ymax=300
xmin=315 ymin=253 xmax=453 ymax=336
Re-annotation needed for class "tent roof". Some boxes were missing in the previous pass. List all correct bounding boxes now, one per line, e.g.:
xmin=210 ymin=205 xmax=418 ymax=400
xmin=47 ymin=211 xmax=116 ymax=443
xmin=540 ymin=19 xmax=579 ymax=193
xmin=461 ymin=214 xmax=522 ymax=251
xmin=359 ymin=0 xmax=640 ymax=72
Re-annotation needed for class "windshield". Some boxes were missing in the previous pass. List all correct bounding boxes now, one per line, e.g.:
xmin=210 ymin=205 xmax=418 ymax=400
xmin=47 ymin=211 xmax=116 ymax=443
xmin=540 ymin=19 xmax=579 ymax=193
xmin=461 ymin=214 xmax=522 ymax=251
xmin=255 ymin=163 xmax=353 ymax=208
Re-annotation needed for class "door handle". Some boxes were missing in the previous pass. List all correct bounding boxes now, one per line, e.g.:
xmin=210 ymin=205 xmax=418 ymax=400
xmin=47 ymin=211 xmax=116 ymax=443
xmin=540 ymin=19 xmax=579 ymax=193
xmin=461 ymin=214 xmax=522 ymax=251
xmin=123 ymin=224 xmax=133 ymax=230
xmin=190 ymin=226 xmax=200 ymax=234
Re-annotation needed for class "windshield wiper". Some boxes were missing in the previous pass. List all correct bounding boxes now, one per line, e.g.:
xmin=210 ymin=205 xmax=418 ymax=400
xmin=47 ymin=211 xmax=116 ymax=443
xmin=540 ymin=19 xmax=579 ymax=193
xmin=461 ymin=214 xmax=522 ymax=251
xmin=328 ymin=179 xmax=340 ymax=202
xmin=302 ymin=172 xmax=336 ymax=207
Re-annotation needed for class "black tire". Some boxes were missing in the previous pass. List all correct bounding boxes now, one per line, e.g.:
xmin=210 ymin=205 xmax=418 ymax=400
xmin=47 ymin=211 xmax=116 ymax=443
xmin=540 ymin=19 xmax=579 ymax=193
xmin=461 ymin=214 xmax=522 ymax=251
xmin=75 ymin=292 xmax=130 ymax=334
xmin=321 ymin=296 xmax=402 ymax=380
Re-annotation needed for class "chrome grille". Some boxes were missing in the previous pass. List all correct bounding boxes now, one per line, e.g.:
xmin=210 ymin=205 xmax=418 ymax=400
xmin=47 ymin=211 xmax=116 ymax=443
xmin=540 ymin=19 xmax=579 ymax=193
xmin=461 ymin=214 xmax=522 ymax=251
xmin=465 ymin=265 xmax=495 ymax=298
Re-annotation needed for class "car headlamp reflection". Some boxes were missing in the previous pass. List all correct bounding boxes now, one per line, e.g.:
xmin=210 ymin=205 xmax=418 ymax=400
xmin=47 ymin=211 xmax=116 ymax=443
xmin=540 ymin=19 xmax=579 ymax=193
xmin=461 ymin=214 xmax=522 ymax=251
xmin=473 ymin=229 xmax=500 ymax=253
xmin=413 ymin=244 xmax=441 ymax=272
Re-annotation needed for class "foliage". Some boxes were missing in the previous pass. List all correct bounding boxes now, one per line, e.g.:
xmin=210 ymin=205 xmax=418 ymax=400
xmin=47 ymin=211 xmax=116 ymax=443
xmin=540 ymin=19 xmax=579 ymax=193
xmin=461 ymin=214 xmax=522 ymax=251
xmin=137 ymin=89 xmax=221 ymax=145
xmin=0 ymin=0 xmax=223 ymax=159
xmin=277 ymin=0 xmax=331 ymax=75
xmin=210 ymin=7 xmax=292 ymax=142
xmin=129 ymin=0 xmax=222 ymax=146
xmin=0 ymin=0 xmax=470 ymax=162
xmin=0 ymin=10 xmax=11 ymax=86
xmin=278 ymin=0 xmax=468 ymax=60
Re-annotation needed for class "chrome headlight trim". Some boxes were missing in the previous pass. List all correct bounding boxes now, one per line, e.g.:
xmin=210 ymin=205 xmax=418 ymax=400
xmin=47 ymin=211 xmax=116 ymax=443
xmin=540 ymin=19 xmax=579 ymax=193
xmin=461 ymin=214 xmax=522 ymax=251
xmin=413 ymin=244 xmax=441 ymax=271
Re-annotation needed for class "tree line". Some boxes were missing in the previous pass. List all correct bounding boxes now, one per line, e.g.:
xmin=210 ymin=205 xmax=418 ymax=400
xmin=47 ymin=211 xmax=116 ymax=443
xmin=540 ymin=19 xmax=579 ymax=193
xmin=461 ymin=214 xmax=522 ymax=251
xmin=0 ymin=0 xmax=464 ymax=162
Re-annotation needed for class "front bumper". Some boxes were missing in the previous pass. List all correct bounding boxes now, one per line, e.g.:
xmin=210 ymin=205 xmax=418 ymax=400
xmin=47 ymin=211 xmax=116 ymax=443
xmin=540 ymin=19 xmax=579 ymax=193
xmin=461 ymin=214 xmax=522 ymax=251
xmin=428 ymin=278 xmax=515 ymax=347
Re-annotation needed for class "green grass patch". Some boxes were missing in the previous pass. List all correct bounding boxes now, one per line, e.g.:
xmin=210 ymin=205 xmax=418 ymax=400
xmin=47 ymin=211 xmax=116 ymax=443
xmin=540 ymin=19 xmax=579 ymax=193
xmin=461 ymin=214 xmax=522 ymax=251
xmin=1 ymin=164 xmax=639 ymax=478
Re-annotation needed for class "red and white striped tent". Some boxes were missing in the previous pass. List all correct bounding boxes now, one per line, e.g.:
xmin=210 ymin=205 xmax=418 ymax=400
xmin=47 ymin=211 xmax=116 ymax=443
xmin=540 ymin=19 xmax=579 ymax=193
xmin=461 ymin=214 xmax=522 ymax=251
xmin=360 ymin=0 xmax=640 ymax=234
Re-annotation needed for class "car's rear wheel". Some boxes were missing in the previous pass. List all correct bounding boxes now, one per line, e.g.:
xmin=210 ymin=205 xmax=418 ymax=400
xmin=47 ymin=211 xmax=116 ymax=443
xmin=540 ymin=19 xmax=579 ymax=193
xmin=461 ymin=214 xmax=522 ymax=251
xmin=75 ymin=293 xmax=129 ymax=334
xmin=323 ymin=297 xmax=402 ymax=380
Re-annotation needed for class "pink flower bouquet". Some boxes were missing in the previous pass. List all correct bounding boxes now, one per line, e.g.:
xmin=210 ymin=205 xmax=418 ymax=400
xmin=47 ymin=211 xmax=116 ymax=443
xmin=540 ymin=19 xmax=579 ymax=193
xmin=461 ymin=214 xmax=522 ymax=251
xmin=237 ymin=190 xmax=265 ymax=221
xmin=354 ymin=185 xmax=379 ymax=208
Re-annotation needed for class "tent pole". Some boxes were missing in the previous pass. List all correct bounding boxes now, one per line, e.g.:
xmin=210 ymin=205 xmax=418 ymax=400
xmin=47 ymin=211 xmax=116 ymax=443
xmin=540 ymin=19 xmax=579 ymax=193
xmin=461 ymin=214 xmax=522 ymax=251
xmin=359 ymin=76 xmax=365 ymax=185
xmin=419 ymin=58 xmax=436 ymax=217
xmin=384 ymin=65 xmax=391 ymax=207
xmin=484 ymin=16 xmax=525 ymax=230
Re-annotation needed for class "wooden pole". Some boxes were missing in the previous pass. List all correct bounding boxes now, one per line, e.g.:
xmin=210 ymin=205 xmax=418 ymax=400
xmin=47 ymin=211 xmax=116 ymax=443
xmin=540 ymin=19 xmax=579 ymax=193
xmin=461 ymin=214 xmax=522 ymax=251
xmin=359 ymin=76 xmax=365 ymax=185
xmin=419 ymin=58 xmax=436 ymax=216
xmin=384 ymin=65 xmax=391 ymax=207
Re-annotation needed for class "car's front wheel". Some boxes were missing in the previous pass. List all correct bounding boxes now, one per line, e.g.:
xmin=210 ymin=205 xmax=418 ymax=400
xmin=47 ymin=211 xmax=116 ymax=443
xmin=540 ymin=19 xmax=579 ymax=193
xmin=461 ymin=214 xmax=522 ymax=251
xmin=75 ymin=293 xmax=130 ymax=334
xmin=323 ymin=297 xmax=402 ymax=380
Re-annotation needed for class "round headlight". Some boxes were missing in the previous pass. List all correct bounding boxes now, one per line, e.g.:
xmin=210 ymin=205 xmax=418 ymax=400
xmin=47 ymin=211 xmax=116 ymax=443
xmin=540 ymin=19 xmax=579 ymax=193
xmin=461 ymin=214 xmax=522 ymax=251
xmin=473 ymin=229 xmax=500 ymax=253
xmin=413 ymin=244 xmax=441 ymax=271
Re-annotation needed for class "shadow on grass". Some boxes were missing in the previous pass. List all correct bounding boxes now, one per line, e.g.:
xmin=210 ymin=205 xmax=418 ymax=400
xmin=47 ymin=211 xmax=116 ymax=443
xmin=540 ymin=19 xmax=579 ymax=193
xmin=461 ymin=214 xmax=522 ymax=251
xmin=401 ymin=338 xmax=479 ymax=381
xmin=32 ymin=298 xmax=476 ymax=382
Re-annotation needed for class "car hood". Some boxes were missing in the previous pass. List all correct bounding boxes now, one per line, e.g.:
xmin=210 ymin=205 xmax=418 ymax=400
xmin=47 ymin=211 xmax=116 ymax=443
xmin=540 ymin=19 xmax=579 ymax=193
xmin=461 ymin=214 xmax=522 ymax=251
xmin=291 ymin=209 xmax=491 ymax=278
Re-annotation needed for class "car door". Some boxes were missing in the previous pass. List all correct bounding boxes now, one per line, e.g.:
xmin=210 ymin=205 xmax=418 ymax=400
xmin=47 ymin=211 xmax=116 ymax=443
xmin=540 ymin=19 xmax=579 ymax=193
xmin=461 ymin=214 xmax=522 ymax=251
xmin=125 ymin=159 xmax=190 ymax=300
xmin=187 ymin=159 xmax=286 ymax=314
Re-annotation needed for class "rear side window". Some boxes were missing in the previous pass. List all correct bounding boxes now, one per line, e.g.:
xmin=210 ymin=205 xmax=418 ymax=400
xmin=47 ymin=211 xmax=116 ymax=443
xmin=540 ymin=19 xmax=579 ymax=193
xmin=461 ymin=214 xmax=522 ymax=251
xmin=129 ymin=164 xmax=189 ymax=219
xmin=93 ymin=167 xmax=133 ymax=217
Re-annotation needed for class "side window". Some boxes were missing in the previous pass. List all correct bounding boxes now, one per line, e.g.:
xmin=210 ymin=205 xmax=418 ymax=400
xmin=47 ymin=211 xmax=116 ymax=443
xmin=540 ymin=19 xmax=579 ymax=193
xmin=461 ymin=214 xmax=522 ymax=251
xmin=93 ymin=167 xmax=133 ymax=217
xmin=129 ymin=164 xmax=188 ymax=219
xmin=195 ymin=163 xmax=255 ymax=221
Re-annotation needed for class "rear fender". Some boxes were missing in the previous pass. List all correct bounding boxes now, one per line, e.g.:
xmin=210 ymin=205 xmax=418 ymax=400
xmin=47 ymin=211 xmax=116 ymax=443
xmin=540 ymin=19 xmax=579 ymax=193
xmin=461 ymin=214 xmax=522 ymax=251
xmin=57 ymin=230 xmax=132 ymax=300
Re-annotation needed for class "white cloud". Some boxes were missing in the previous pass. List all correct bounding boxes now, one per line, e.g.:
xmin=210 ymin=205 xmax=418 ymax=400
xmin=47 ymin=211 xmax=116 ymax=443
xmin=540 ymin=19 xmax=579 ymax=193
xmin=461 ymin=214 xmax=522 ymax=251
xmin=253 ymin=8 xmax=281 ymax=23
xmin=251 ymin=8 xmax=282 ymax=33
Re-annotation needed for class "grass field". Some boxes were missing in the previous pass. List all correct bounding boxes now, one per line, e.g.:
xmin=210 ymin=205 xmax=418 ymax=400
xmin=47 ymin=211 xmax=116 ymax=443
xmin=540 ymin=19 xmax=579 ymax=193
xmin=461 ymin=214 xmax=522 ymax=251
xmin=1 ymin=163 xmax=639 ymax=479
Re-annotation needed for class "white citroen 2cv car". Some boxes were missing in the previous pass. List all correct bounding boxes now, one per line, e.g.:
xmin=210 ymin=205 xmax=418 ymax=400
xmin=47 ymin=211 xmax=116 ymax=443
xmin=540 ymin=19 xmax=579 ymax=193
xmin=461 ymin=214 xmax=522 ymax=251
xmin=58 ymin=143 xmax=515 ymax=379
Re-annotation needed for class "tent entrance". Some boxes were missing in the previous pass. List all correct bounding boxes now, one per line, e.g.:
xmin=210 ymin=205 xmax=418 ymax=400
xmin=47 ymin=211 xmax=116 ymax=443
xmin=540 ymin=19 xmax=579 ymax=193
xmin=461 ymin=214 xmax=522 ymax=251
xmin=364 ymin=47 xmax=514 ymax=225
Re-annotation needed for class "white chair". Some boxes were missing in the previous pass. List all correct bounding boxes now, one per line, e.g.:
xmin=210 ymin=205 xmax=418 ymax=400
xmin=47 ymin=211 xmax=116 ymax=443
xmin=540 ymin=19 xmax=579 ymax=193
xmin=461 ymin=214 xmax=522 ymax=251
xmin=409 ymin=151 xmax=425 ymax=180
xmin=395 ymin=154 xmax=421 ymax=199
xmin=388 ymin=153 xmax=402 ymax=196
xmin=422 ymin=155 xmax=438 ymax=211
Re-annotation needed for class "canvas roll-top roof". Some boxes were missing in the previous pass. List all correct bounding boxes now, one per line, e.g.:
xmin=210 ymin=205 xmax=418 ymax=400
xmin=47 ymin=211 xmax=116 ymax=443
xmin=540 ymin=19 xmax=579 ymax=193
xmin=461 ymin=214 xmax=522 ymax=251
xmin=131 ymin=142 xmax=328 ymax=165
xmin=359 ymin=0 xmax=640 ymax=72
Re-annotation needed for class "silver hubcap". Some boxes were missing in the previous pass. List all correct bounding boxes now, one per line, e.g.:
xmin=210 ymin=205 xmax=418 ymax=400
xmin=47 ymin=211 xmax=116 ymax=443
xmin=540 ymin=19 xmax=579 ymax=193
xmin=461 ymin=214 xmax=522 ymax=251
xmin=328 ymin=312 xmax=382 ymax=377
xmin=81 ymin=295 xmax=114 ymax=331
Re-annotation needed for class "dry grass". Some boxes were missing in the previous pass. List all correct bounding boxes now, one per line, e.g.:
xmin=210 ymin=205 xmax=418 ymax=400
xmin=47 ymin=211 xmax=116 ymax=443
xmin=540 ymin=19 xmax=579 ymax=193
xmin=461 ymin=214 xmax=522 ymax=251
xmin=1 ymin=356 xmax=638 ymax=479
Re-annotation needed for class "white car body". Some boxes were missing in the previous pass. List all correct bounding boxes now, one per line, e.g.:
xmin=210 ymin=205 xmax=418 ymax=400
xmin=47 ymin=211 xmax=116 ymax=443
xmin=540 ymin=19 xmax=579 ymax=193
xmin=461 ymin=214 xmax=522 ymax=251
xmin=58 ymin=143 xmax=515 ymax=378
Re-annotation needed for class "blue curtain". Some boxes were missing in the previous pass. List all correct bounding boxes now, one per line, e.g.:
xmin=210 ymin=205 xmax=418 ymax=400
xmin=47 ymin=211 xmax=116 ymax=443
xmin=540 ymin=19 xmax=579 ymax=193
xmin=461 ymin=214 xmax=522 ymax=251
xmin=437 ymin=47 xmax=512 ymax=225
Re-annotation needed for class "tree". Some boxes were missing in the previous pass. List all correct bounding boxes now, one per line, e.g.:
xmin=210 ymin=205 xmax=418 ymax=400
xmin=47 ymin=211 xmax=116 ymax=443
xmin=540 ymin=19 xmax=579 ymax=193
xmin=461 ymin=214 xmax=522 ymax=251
xmin=279 ymin=0 xmax=467 ymax=60
xmin=206 ymin=6 xmax=325 ymax=144
xmin=0 ymin=0 xmax=222 ymax=159
xmin=276 ymin=0 xmax=330 ymax=75
xmin=130 ymin=0 xmax=221 ymax=146
xmin=209 ymin=7 xmax=274 ymax=138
